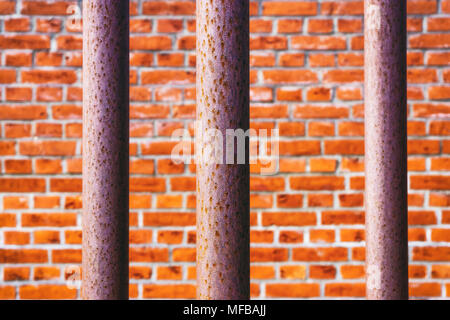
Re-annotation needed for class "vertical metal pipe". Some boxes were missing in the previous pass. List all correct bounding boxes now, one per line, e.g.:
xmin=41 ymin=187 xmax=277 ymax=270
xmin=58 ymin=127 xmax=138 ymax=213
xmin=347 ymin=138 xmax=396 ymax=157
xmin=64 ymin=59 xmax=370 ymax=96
xmin=82 ymin=0 xmax=129 ymax=300
xmin=364 ymin=0 xmax=408 ymax=300
xmin=196 ymin=0 xmax=250 ymax=299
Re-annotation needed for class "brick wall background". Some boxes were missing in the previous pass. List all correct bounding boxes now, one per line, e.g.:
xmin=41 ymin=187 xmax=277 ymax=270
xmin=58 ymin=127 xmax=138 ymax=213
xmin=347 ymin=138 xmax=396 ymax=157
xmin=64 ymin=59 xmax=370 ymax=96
xmin=0 ymin=0 xmax=449 ymax=299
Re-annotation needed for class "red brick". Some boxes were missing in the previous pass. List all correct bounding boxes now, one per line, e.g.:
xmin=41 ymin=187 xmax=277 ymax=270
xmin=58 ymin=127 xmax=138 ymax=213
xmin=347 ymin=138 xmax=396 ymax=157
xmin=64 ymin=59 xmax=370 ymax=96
xmin=0 ymin=1 xmax=14 ymax=14
xmin=20 ymin=141 xmax=75 ymax=156
xmin=321 ymin=1 xmax=363 ymax=15
xmin=20 ymin=285 xmax=76 ymax=300
xmin=5 ymin=52 xmax=32 ymax=66
xmin=250 ymin=53 xmax=276 ymax=66
xmin=310 ymin=229 xmax=335 ymax=243
xmin=4 ymin=267 xmax=30 ymax=281
xmin=251 ymin=36 xmax=287 ymax=50
xmin=322 ymin=210 xmax=364 ymax=225
xmin=324 ymin=140 xmax=364 ymax=155
xmin=278 ymin=19 xmax=303 ymax=33
xmin=341 ymin=229 xmax=365 ymax=242
xmin=4 ymin=231 xmax=30 ymax=245
xmin=339 ymin=194 xmax=364 ymax=207
xmin=22 ymin=213 xmax=76 ymax=227
xmin=36 ymin=18 xmax=61 ymax=32
xmin=341 ymin=265 xmax=364 ymax=279
xmin=4 ymin=160 xmax=32 ymax=174
xmin=0 ymin=35 xmax=50 ymax=49
xmin=0 ymin=69 xmax=16 ymax=83
xmin=413 ymin=247 xmax=450 ymax=261
xmin=0 ymin=179 xmax=46 ymax=192
xmin=306 ymin=87 xmax=331 ymax=101
xmin=34 ymin=267 xmax=60 ymax=280
xmin=3 ymin=196 xmax=28 ymax=209
xmin=410 ymin=34 xmax=450 ymax=48
xmin=292 ymin=36 xmax=346 ymax=50
xmin=325 ymin=283 xmax=365 ymax=297
xmin=310 ymin=265 xmax=336 ymax=279
xmin=308 ymin=19 xmax=333 ymax=33
xmin=308 ymin=122 xmax=335 ymax=136
xmin=310 ymin=53 xmax=335 ymax=67
xmin=250 ymin=19 xmax=273 ymax=33
xmin=310 ymin=158 xmax=337 ymax=172
xmin=266 ymin=283 xmax=319 ymax=298
xmin=251 ymin=177 xmax=285 ymax=191
xmin=52 ymin=249 xmax=80 ymax=263
xmin=251 ymin=266 xmax=276 ymax=279
xmin=251 ymin=248 xmax=288 ymax=262
xmin=409 ymin=283 xmax=441 ymax=297
xmin=293 ymin=247 xmax=348 ymax=261
xmin=143 ymin=284 xmax=195 ymax=299
xmin=290 ymin=176 xmax=345 ymax=190
xmin=338 ymin=18 xmax=362 ymax=33
xmin=410 ymin=175 xmax=450 ymax=190
xmin=263 ymin=70 xmax=318 ymax=84
xmin=144 ymin=212 xmax=195 ymax=226
xmin=307 ymin=194 xmax=333 ymax=207
xmin=4 ymin=18 xmax=30 ymax=32
xmin=276 ymin=194 xmax=303 ymax=208
xmin=294 ymin=105 xmax=349 ymax=118
xmin=262 ymin=212 xmax=316 ymax=226
xmin=34 ymin=230 xmax=60 ymax=244
xmin=22 ymin=70 xmax=76 ymax=84
xmin=407 ymin=0 xmax=437 ymax=14
xmin=0 ymin=249 xmax=47 ymax=263
xmin=427 ymin=52 xmax=450 ymax=66
xmin=262 ymin=2 xmax=317 ymax=16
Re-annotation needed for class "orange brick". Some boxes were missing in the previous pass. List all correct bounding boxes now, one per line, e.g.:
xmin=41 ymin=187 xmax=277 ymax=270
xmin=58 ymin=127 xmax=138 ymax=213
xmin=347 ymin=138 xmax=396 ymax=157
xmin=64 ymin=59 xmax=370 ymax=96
xmin=157 ymin=230 xmax=183 ymax=244
xmin=157 ymin=266 xmax=182 ymax=280
xmin=280 ymin=265 xmax=306 ymax=279
xmin=279 ymin=230 xmax=303 ymax=243
xmin=33 ymin=267 xmax=60 ymax=281
xmin=4 ymin=231 xmax=30 ymax=245
xmin=130 ymin=248 xmax=169 ymax=262
xmin=310 ymin=229 xmax=335 ymax=243
xmin=293 ymin=247 xmax=348 ymax=261
xmin=409 ymin=283 xmax=441 ymax=297
xmin=34 ymin=230 xmax=60 ymax=244
xmin=3 ymin=196 xmax=28 ymax=210
xmin=307 ymin=194 xmax=333 ymax=207
xmin=251 ymin=266 xmax=275 ymax=279
xmin=19 ymin=285 xmax=76 ymax=300
xmin=266 ymin=283 xmax=319 ymax=298
xmin=309 ymin=121 xmax=335 ymax=136
xmin=251 ymin=230 xmax=274 ymax=243
xmin=4 ymin=267 xmax=30 ymax=281
xmin=143 ymin=284 xmax=195 ymax=299
xmin=325 ymin=283 xmax=365 ymax=297
xmin=310 ymin=265 xmax=336 ymax=279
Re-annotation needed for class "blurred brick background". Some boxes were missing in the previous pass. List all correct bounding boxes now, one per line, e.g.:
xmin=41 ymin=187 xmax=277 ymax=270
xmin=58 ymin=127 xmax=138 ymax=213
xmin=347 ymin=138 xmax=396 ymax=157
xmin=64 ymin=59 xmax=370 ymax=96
xmin=0 ymin=0 xmax=449 ymax=299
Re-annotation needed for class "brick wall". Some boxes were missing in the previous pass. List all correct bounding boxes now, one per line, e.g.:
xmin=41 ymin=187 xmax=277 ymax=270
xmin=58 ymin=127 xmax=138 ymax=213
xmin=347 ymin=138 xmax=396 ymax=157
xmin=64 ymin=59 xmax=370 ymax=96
xmin=0 ymin=0 xmax=449 ymax=299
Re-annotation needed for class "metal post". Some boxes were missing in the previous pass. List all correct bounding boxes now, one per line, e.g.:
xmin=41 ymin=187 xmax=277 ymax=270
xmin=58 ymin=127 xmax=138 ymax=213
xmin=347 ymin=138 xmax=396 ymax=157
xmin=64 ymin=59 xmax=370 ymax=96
xmin=196 ymin=0 xmax=250 ymax=299
xmin=364 ymin=0 xmax=408 ymax=300
xmin=82 ymin=0 xmax=129 ymax=300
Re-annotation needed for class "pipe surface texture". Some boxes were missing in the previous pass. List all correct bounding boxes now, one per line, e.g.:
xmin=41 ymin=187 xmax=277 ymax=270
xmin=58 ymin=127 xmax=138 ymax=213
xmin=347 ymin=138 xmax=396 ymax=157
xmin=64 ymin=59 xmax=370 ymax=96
xmin=196 ymin=0 xmax=250 ymax=300
xmin=364 ymin=0 xmax=408 ymax=300
xmin=82 ymin=0 xmax=129 ymax=300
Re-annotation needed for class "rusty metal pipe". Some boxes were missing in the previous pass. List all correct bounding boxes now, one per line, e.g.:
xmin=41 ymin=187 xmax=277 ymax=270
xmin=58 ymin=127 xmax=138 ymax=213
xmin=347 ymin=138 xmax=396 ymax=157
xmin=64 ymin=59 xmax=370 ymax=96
xmin=196 ymin=0 xmax=250 ymax=300
xmin=82 ymin=0 xmax=129 ymax=300
xmin=364 ymin=0 xmax=408 ymax=300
